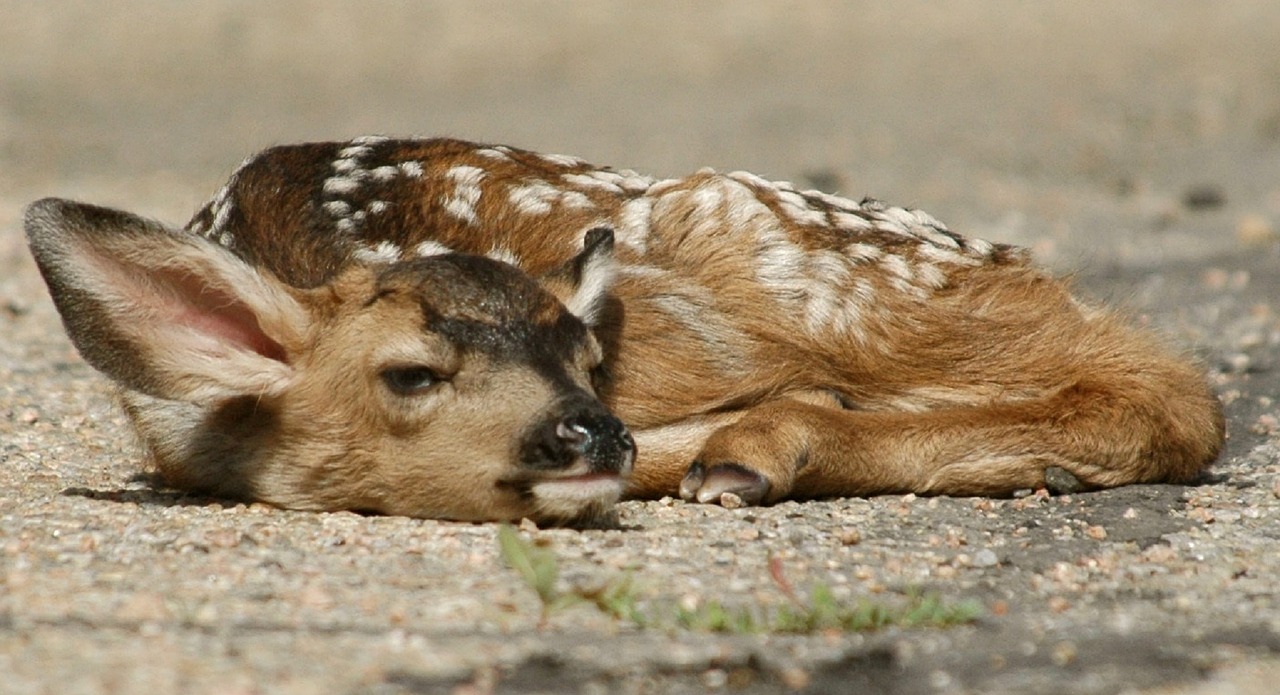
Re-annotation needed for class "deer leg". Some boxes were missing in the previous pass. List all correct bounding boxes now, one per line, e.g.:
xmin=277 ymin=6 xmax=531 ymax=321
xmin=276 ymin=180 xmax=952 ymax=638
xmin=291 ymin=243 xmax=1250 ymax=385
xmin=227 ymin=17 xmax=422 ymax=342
xmin=679 ymin=378 xmax=1221 ymax=506
xmin=623 ymin=390 xmax=846 ymax=501
xmin=625 ymin=412 xmax=745 ymax=498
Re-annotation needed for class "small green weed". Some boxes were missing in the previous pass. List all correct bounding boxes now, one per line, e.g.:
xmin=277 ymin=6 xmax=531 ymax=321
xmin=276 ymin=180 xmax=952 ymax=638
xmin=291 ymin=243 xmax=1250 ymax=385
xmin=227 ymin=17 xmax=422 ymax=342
xmin=496 ymin=525 xmax=982 ymax=633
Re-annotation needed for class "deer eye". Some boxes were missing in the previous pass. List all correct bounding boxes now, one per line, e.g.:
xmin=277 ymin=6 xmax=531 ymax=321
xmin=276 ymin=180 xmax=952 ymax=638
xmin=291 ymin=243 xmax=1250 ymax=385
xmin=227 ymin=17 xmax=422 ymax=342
xmin=588 ymin=362 xmax=610 ymax=392
xmin=380 ymin=366 xmax=444 ymax=396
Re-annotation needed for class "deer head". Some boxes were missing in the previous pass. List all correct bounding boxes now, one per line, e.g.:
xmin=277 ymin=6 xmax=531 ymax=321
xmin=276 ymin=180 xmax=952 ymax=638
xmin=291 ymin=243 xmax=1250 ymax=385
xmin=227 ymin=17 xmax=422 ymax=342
xmin=25 ymin=198 xmax=634 ymax=525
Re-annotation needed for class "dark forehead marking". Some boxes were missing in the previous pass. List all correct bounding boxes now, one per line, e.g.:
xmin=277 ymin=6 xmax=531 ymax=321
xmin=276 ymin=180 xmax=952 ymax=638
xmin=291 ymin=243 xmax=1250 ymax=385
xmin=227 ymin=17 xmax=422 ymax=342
xmin=374 ymin=254 xmax=592 ymax=375
xmin=426 ymin=312 xmax=590 ymax=371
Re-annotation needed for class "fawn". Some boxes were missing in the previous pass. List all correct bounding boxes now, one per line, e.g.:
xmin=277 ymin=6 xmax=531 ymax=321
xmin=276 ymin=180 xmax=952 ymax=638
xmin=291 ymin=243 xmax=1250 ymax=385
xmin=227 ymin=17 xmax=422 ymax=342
xmin=24 ymin=137 xmax=1224 ymax=525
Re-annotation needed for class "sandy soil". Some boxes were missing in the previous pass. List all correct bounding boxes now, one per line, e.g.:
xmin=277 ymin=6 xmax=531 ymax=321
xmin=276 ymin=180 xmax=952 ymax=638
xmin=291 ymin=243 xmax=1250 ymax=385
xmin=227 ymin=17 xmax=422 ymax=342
xmin=2 ymin=3 xmax=1279 ymax=693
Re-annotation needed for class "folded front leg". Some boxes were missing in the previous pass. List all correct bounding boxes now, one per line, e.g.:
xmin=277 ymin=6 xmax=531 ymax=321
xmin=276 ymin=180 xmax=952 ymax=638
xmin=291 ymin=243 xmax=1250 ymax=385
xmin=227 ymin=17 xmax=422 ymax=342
xmin=676 ymin=375 xmax=1221 ymax=507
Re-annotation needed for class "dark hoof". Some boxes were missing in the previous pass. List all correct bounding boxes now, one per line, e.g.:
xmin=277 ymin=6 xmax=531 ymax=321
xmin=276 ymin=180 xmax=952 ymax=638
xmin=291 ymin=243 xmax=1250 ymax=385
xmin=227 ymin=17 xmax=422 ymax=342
xmin=679 ymin=462 xmax=770 ymax=507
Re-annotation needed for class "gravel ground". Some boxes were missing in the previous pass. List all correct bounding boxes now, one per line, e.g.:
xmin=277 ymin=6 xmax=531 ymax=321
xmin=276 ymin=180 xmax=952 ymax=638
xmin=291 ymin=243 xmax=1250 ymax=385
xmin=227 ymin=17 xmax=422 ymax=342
xmin=2 ymin=3 xmax=1279 ymax=694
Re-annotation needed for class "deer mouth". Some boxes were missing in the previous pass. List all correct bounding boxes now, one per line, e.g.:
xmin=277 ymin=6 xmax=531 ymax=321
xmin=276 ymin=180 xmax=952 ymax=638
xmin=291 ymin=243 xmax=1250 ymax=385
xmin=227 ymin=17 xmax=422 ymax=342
xmin=513 ymin=469 xmax=627 ymax=527
xmin=532 ymin=471 xmax=626 ymax=500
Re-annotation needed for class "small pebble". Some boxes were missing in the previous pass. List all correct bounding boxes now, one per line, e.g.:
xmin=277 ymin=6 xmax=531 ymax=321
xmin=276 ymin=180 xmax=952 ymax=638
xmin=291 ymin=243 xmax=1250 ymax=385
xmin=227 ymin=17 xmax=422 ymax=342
xmin=719 ymin=492 xmax=746 ymax=509
xmin=1044 ymin=467 xmax=1085 ymax=494
xmin=779 ymin=668 xmax=810 ymax=690
xmin=1236 ymin=213 xmax=1276 ymax=246
xmin=1051 ymin=641 xmax=1078 ymax=666
xmin=973 ymin=549 xmax=999 ymax=568
xmin=1183 ymin=184 xmax=1226 ymax=210
xmin=4 ymin=298 xmax=31 ymax=316
xmin=701 ymin=668 xmax=728 ymax=689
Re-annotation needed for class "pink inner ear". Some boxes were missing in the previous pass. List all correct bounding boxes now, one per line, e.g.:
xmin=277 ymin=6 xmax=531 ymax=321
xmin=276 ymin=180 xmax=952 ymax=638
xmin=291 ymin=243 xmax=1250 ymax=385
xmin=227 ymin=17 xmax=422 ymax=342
xmin=155 ymin=267 xmax=289 ymax=363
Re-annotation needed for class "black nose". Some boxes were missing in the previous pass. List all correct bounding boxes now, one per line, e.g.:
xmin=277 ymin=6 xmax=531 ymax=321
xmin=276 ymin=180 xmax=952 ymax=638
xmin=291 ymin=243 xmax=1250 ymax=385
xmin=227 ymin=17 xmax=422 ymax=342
xmin=521 ymin=406 xmax=635 ymax=473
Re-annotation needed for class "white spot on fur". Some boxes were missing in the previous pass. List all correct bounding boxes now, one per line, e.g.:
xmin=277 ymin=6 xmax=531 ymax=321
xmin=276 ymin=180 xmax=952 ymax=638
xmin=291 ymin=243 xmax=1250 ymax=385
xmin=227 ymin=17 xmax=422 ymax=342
xmin=561 ymin=191 xmax=595 ymax=210
xmin=776 ymin=190 xmax=827 ymax=226
xmin=354 ymin=241 xmax=401 ymax=264
xmin=351 ymin=135 xmax=389 ymax=146
xmin=415 ymin=240 xmax=453 ymax=257
xmin=918 ymin=243 xmax=981 ymax=267
xmin=809 ymin=251 xmax=851 ymax=287
xmin=541 ymin=152 xmax=585 ymax=167
xmin=801 ymin=251 xmax=872 ymax=338
xmin=755 ymin=224 xmax=811 ymax=302
xmin=809 ymin=190 xmax=863 ymax=212
xmin=833 ymin=211 xmax=873 ymax=232
xmin=880 ymin=254 xmax=930 ymax=298
xmin=370 ymin=166 xmax=399 ymax=182
xmin=726 ymin=170 xmax=775 ymax=191
xmin=869 ymin=207 xmax=912 ymax=235
xmin=615 ymin=197 xmax=653 ymax=252
xmin=690 ymin=184 xmax=724 ymax=219
xmin=485 ymin=246 xmax=521 ymax=267
xmin=508 ymin=180 xmax=559 ymax=216
xmin=916 ymin=261 xmax=948 ymax=289
xmin=719 ymin=177 xmax=766 ymax=228
xmin=844 ymin=244 xmax=885 ymax=266
xmin=475 ymin=147 xmax=512 ymax=161
xmin=398 ymin=161 xmax=424 ymax=179
xmin=323 ymin=201 xmax=352 ymax=217
xmin=562 ymin=173 xmax=623 ymax=194
xmin=323 ymin=176 xmax=362 ymax=195
xmin=916 ymin=226 xmax=962 ymax=249
xmin=339 ymin=145 xmax=373 ymax=160
xmin=447 ymin=165 xmax=486 ymax=186
xmin=965 ymin=237 xmax=995 ymax=256
xmin=367 ymin=200 xmax=391 ymax=215
xmin=616 ymin=170 xmax=656 ymax=192
xmin=910 ymin=207 xmax=948 ymax=231
xmin=443 ymin=165 xmax=485 ymax=225
xmin=647 ymin=178 xmax=685 ymax=196
xmin=332 ymin=158 xmax=359 ymax=174
xmin=882 ymin=254 xmax=912 ymax=280
xmin=586 ymin=170 xmax=623 ymax=185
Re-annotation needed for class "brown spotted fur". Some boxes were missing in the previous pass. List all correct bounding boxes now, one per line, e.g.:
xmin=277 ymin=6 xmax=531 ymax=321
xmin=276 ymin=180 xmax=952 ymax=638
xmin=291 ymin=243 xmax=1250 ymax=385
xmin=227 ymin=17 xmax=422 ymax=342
xmin=24 ymin=137 xmax=1224 ymax=524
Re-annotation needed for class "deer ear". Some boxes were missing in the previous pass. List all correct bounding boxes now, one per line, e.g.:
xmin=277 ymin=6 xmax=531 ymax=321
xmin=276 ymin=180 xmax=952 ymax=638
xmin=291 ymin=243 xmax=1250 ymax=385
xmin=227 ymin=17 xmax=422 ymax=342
xmin=542 ymin=226 xmax=617 ymax=326
xmin=24 ymin=198 xmax=311 ymax=403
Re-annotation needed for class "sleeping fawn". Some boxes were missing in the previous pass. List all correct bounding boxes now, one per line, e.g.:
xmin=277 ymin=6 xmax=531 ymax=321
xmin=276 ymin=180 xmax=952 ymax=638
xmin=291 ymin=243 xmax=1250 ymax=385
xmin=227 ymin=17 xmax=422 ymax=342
xmin=24 ymin=137 xmax=1224 ymax=525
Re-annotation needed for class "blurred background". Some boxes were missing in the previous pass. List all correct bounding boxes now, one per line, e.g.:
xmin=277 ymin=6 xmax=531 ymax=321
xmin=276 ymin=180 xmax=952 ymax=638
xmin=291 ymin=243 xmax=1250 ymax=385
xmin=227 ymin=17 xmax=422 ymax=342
xmin=3 ymin=0 xmax=1278 ymax=267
